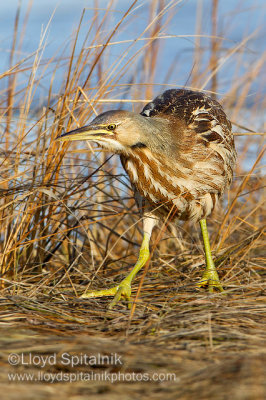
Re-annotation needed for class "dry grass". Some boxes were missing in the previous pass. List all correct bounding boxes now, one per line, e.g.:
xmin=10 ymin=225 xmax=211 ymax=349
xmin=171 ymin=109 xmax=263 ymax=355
xmin=0 ymin=1 xmax=265 ymax=399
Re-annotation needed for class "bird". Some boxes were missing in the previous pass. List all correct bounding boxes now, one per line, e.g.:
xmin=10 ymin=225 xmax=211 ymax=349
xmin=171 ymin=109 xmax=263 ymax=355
xmin=57 ymin=89 xmax=236 ymax=309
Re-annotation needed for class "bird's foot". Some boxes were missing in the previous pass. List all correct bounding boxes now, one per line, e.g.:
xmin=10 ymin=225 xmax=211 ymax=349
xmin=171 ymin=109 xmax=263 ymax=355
xmin=197 ymin=268 xmax=224 ymax=293
xmin=80 ymin=277 xmax=132 ymax=309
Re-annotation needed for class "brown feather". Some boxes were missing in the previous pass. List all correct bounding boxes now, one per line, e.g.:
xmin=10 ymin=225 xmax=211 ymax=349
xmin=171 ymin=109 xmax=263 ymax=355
xmin=120 ymin=89 xmax=236 ymax=222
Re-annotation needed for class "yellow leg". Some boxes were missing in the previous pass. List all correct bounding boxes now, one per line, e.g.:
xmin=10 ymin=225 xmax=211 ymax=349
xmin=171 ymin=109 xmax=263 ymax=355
xmin=197 ymin=219 xmax=223 ymax=292
xmin=81 ymin=215 xmax=157 ymax=309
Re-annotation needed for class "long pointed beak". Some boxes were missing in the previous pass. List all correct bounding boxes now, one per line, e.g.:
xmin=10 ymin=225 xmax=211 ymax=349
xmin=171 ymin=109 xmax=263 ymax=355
xmin=56 ymin=125 xmax=110 ymax=142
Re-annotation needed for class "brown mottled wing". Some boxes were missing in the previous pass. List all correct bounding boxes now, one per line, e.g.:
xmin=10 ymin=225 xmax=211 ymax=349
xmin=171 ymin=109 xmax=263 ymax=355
xmin=141 ymin=89 xmax=236 ymax=187
xmin=141 ymin=89 xmax=231 ymax=134
xmin=141 ymin=89 xmax=198 ymax=119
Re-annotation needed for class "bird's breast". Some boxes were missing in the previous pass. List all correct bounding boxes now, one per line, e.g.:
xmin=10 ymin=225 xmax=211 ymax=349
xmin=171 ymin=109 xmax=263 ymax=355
xmin=120 ymin=148 xmax=225 ymax=222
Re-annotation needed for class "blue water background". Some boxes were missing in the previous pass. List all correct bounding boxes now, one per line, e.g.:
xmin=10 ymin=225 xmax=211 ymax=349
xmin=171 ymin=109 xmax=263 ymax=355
xmin=0 ymin=0 xmax=265 ymax=108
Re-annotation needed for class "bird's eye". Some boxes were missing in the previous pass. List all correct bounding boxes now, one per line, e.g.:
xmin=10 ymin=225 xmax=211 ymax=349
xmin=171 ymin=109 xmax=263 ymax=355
xmin=107 ymin=124 xmax=116 ymax=131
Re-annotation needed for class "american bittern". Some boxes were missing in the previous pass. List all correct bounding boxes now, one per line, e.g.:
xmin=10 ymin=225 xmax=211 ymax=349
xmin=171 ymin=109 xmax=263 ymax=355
xmin=57 ymin=89 xmax=236 ymax=308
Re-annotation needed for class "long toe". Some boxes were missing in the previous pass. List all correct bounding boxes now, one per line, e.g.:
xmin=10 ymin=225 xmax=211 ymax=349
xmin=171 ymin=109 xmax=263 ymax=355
xmin=80 ymin=279 xmax=132 ymax=309
xmin=80 ymin=286 xmax=119 ymax=299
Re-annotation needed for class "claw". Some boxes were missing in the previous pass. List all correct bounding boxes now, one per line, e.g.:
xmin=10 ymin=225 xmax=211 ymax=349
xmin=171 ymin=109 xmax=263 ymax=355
xmin=197 ymin=269 xmax=224 ymax=292
xmin=80 ymin=278 xmax=133 ymax=309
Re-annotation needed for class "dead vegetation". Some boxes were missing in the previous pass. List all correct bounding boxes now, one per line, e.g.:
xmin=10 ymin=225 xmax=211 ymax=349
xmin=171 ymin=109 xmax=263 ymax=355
xmin=0 ymin=1 xmax=265 ymax=399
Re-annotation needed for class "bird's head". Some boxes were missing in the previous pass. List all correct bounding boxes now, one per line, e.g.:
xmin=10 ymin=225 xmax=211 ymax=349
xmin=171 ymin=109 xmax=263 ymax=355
xmin=56 ymin=110 xmax=161 ymax=153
